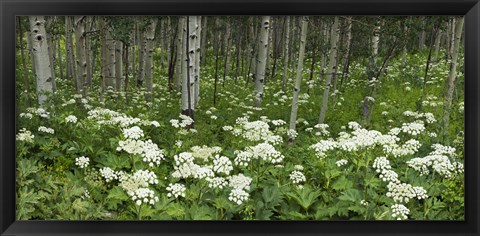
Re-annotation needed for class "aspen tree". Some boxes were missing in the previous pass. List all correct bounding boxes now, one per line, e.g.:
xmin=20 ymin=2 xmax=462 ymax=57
xmin=175 ymin=18 xmax=185 ymax=90
xmin=65 ymin=16 xmax=76 ymax=82
xmin=281 ymin=16 xmax=290 ymax=92
xmin=288 ymin=16 xmax=308 ymax=141
xmin=74 ymin=16 xmax=88 ymax=96
xmin=254 ymin=16 xmax=270 ymax=107
xmin=442 ymin=16 xmax=464 ymax=137
xmin=318 ymin=17 xmax=340 ymax=124
xmin=144 ymin=18 xmax=158 ymax=102
xmin=194 ymin=16 xmax=202 ymax=107
xmin=29 ymin=16 xmax=54 ymax=106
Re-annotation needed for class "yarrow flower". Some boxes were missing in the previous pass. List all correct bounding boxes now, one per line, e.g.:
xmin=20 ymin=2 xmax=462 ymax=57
xmin=166 ymin=183 xmax=186 ymax=199
xmin=131 ymin=188 xmax=159 ymax=206
xmin=75 ymin=156 xmax=90 ymax=168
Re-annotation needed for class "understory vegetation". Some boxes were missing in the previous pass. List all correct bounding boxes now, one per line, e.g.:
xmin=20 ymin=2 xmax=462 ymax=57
xmin=15 ymin=16 xmax=464 ymax=220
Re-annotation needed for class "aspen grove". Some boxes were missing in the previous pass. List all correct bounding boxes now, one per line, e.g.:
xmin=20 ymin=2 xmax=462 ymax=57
xmin=16 ymin=16 xmax=464 ymax=220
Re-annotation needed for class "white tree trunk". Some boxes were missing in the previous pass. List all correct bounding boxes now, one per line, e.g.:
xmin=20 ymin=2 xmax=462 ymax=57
xmin=74 ymin=16 xmax=88 ymax=96
xmin=282 ymin=16 xmax=290 ymax=92
xmin=106 ymin=29 xmax=116 ymax=89
xmin=187 ymin=16 xmax=197 ymax=112
xmin=442 ymin=16 xmax=464 ymax=129
xmin=194 ymin=16 xmax=202 ymax=107
xmin=288 ymin=17 xmax=308 ymax=140
xmin=29 ymin=16 xmax=54 ymax=105
xmin=318 ymin=17 xmax=340 ymax=124
xmin=175 ymin=18 xmax=185 ymax=90
xmin=144 ymin=18 xmax=158 ymax=102
xmin=254 ymin=16 xmax=270 ymax=107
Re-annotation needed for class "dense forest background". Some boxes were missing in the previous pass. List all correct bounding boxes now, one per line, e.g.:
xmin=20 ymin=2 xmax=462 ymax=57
xmin=15 ymin=16 xmax=464 ymax=220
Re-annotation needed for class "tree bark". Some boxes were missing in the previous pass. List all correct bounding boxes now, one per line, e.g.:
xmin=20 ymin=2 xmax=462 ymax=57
xmin=29 ymin=16 xmax=54 ymax=106
xmin=194 ymin=16 xmax=202 ymax=108
xmin=74 ymin=16 xmax=88 ymax=96
xmin=288 ymin=17 xmax=308 ymax=141
xmin=442 ymin=16 xmax=464 ymax=137
xmin=318 ymin=16 xmax=340 ymax=124
xmin=281 ymin=16 xmax=290 ymax=93
xmin=175 ymin=18 xmax=185 ymax=90
xmin=18 ymin=17 xmax=31 ymax=106
xmin=144 ymin=18 xmax=158 ymax=102
xmin=254 ymin=16 xmax=270 ymax=107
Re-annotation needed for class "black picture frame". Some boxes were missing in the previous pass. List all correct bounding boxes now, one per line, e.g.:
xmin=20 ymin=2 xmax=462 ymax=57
xmin=1 ymin=0 xmax=479 ymax=235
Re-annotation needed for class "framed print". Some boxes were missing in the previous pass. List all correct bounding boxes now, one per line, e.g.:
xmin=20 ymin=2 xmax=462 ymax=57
xmin=1 ymin=0 xmax=479 ymax=235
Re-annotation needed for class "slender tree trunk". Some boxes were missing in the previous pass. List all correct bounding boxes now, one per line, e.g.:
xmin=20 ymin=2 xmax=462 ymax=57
xmin=423 ymin=26 xmax=437 ymax=97
xmin=433 ymin=28 xmax=443 ymax=62
xmin=175 ymin=18 xmax=185 ymax=90
xmin=254 ymin=16 xmax=270 ymax=107
xmin=29 ymin=16 xmax=54 ymax=106
xmin=234 ymin=28 xmax=242 ymax=84
xmin=288 ymin=17 xmax=308 ymax=142
xmin=106 ymin=24 xmax=116 ymax=89
xmin=418 ymin=17 xmax=426 ymax=51
xmin=99 ymin=17 xmax=108 ymax=103
xmin=181 ymin=17 xmax=195 ymax=122
xmin=144 ymin=18 xmax=158 ymax=102
xmin=265 ymin=18 xmax=274 ymax=84
xmin=340 ymin=17 xmax=352 ymax=88
xmin=318 ymin=17 xmax=340 ymax=124
xmin=222 ymin=20 xmax=232 ymax=87
xmin=281 ymin=16 xmax=290 ymax=92
xmin=442 ymin=16 xmax=464 ymax=137
xmin=194 ymin=16 xmax=202 ymax=107
xmin=137 ymin=19 xmax=145 ymax=87
xmin=65 ymin=16 xmax=76 ymax=82
xmin=45 ymin=17 xmax=57 ymax=92
xmin=115 ymin=41 xmax=124 ymax=92
xmin=56 ymin=35 xmax=64 ymax=81
xmin=213 ymin=19 xmax=221 ymax=107
xmin=74 ymin=16 xmax=88 ymax=96
xmin=124 ymin=44 xmax=130 ymax=103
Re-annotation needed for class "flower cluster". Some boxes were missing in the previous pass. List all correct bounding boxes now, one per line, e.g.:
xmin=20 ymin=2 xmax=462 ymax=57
xmin=166 ymin=183 xmax=186 ymax=199
xmin=122 ymin=126 xmax=144 ymax=140
xmin=117 ymin=138 xmax=165 ymax=167
xmin=75 ymin=156 xmax=90 ymax=168
xmin=172 ymin=152 xmax=214 ymax=179
xmin=310 ymin=140 xmax=337 ymax=158
xmin=245 ymin=143 xmax=284 ymax=164
xmin=212 ymin=155 xmax=233 ymax=175
xmin=401 ymin=120 xmax=425 ymax=136
xmin=206 ymin=177 xmax=228 ymax=189
xmin=99 ymin=167 xmax=117 ymax=182
xmin=289 ymin=170 xmax=306 ymax=184
xmin=16 ymin=128 xmax=34 ymax=143
xmin=170 ymin=114 xmax=194 ymax=128
xmin=38 ymin=126 xmax=54 ymax=134
xmin=131 ymin=188 xmax=159 ymax=206
xmin=65 ymin=115 xmax=78 ymax=123
xmin=191 ymin=145 xmax=222 ymax=161
xmin=386 ymin=182 xmax=427 ymax=203
xmin=228 ymin=188 xmax=249 ymax=205
xmin=227 ymin=174 xmax=252 ymax=191
xmin=391 ymin=204 xmax=410 ymax=220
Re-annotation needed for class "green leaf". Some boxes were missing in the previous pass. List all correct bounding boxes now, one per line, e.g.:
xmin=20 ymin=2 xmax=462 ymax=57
xmin=286 ymin=186 xmax=321 ymax=211
xmin=332 ymin=176 xmax=353 ymax=191
xmin=338 ymin=189 xmax=362 ymax=202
